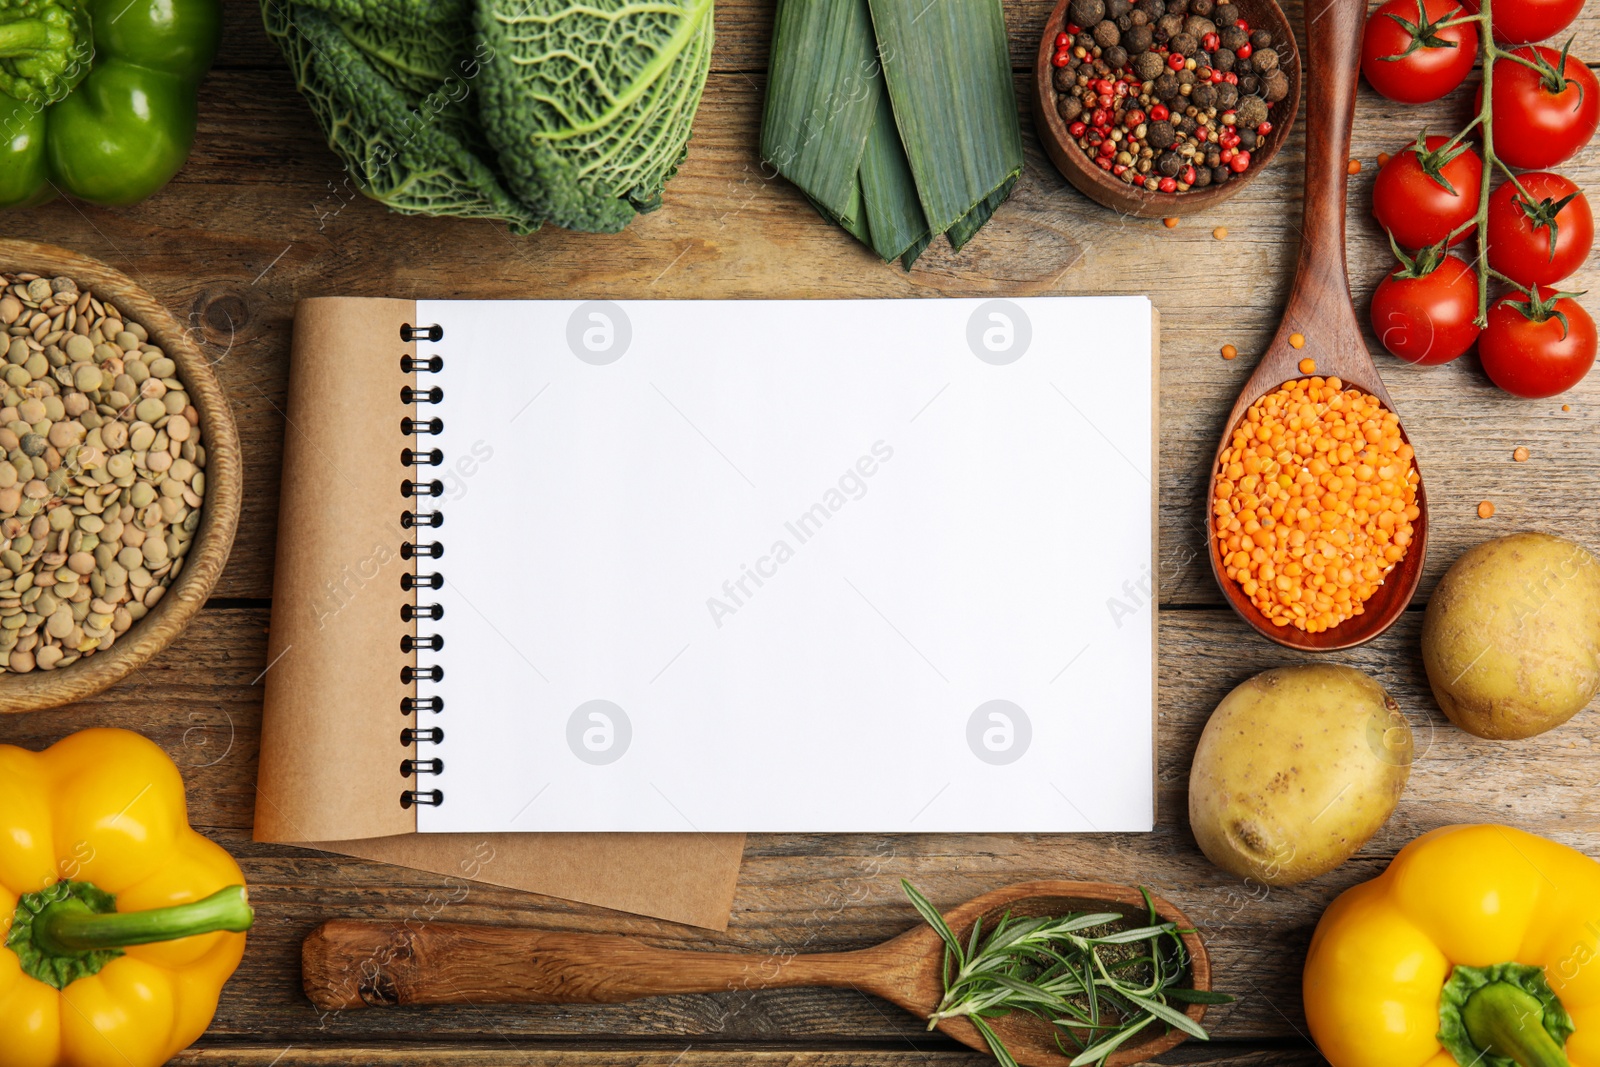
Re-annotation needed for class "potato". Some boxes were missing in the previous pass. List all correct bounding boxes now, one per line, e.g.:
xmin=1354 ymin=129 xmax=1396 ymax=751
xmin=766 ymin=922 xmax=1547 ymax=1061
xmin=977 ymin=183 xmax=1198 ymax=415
xmin=1423 ymin=531 xmax=1600 ymax=740
xmin=1189 ymin=664 xmax=1411 ymax=886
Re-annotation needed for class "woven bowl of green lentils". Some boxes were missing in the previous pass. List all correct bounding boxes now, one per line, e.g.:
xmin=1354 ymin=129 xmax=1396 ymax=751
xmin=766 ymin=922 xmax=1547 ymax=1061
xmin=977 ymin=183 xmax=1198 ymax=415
xmin=0 ymin=240 xmax=241 ymax=713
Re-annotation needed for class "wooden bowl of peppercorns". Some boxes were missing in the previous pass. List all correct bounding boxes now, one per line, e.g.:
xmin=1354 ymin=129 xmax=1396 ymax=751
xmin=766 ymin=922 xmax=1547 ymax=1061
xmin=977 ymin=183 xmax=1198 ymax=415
xmin=1034 ymin=0 xmax=1301 ymax=216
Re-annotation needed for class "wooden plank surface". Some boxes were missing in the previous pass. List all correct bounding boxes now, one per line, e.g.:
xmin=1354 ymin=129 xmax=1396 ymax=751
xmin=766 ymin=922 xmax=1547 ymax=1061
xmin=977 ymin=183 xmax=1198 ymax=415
xmin=4 ymin=0 xmax=1600 ymax=1061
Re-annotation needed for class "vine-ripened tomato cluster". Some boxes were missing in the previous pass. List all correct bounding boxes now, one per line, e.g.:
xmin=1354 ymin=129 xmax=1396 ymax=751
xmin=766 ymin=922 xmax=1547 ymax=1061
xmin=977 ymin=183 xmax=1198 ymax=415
xmin=1361 ymin=0 xmax=1599 ymax=398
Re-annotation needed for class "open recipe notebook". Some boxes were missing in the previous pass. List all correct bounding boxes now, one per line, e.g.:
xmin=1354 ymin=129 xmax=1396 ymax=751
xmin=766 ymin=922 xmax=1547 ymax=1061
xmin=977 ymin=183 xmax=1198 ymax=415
xmin=256 ymin=296 xmax=1159 ymax=881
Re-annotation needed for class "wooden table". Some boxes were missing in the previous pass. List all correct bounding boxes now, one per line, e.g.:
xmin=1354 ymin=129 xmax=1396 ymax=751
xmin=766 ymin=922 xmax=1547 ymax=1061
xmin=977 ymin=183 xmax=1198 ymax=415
xmin=6 ymin=0 xmax=1600 ymax=1061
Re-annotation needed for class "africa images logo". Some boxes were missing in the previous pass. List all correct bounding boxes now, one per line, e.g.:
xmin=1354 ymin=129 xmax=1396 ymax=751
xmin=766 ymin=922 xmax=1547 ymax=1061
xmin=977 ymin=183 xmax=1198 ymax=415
xmin=966 ymin=300 xmax=1032 ymax=366
xmin=566 ymin=301 xmax=632 ymax=365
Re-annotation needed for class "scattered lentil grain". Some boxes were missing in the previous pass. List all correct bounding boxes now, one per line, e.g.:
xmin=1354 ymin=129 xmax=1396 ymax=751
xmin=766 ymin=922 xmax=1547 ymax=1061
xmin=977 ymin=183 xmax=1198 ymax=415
xmin=1298 ymin=357 xmax=1316 ymax=374
xmin=1513 ymin=446 xmax=1529 ymax=462
xmin=1164 ymin=217 xmax=1180 ymax=227
xmin=1289 ymin=332 xmax=1306 ymax=349
xmin=1212 ymin=226 xmax=1228 ymax=240
xmin=1478 ymin=500 xmax=1496 ymax=518
xmin=1221 ymin=343 xmax=1238 ymax=360
xmin=1346 ymin=159 xmax=1361 ymax=174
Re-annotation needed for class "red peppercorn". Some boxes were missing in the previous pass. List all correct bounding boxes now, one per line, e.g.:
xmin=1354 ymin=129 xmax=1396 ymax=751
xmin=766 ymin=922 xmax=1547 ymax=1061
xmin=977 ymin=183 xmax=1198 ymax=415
xmin=1070 ymin=121 xmax=1087 ymax=137
xmin=1125 ymin=109 xmax=1146 ymax=127
xmin=1097 ymin=156 xmax=1113 ymax=170
xmin=1091 ymin=108 xmax=1111 ymax=127
xmin=1257 ymin=121 xmax=1273 ymax=135
xmin=1066 ymin=22 xmax=1082 ymax=34
xmin=1236 ymin=42 xmax=1252 ymax=58
xmin=1223 ymin=72 xmax=1238 ymax=84
xmin=1220 ymin=147 xmax=1236 ymax=163
xmin=1196 ymin=127 xmax=1209 ymax=142
xmin=1114 ymin=81 xmax=1129 ymax=97
xmin=1231 ymin=150 xmax=1251 ymax=172
xmin=1180 ymin=164 xmax=1197 ymax=184
xmin=1202 ymin=32 xmax=1220 ymax=51
xmin=1167 ymin=52 xmax=1186 ymax=69
xmin=1099 ymin=140 xmax=1117 ymax=157
xmin=1097 ymin=78 xmax=1115 ymax=94
xmin=1158 ymin=176 xmax=1178 ymax=192
xmin=1150 ymin=103 xmax=1169 ymax=121
xmin=1098 ymin=92 xmax=1113 ymax=107
xmin=1113 ymin=163 xmax=1128 ymax=176
xmin=1053 ymin=49 xmax=1071 ymax=67
xmin=1210 ymin=68 xmax=1224 ymax=83
xmin=1056 ymin=31 xmax=1072 ymax=47
xmin=1235 ymin=18 xmax=1250 ymax=29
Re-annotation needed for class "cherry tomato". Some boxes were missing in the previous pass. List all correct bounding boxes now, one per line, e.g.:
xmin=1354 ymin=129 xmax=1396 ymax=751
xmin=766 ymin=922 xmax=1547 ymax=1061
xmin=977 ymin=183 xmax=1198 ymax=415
xmin=1372 ymin=135 xmax=1483 ymax=248
xmin=1361 ymin=0 xmax=1478 ymax=103
xmin=1371 ymin=254 xmax=1482 ymax=366
xmin=1487 ymin=173 xmax=1593 ymax=287
xmin=1460 ymin=0 xmax=1582 ymax=45
xmin=1484 ymin=47 xmax=1600 ymax=169
xmin=1479 ymin=288 xmax=1597 ymax=398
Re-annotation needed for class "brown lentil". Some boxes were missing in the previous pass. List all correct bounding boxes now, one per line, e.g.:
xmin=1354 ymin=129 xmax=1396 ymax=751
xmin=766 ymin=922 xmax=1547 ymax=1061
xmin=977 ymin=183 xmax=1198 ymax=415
xmin=0 ymin=271 xmax=206 ymax=674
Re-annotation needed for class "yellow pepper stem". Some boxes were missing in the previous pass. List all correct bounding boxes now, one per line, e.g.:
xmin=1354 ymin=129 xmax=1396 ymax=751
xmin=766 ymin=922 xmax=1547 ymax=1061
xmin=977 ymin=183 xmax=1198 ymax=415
xmin=1463 ymin=982 xmax=1573 ymax=1067
xmin=32 ymin=885 xmax=254 ymax=955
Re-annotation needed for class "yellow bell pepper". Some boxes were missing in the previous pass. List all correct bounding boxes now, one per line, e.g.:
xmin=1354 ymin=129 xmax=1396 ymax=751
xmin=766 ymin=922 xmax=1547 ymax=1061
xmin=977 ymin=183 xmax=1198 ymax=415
xmin=1306 ymin=824 xmax=1600 ymax=1067
xmin=0 ymin=729 xmax=253 ymax=1067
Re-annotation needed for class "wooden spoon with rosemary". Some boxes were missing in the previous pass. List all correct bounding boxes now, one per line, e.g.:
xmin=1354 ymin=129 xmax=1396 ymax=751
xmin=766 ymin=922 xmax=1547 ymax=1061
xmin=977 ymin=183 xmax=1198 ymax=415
xmin=302 ymin=879 xmax=1227 ymax=1067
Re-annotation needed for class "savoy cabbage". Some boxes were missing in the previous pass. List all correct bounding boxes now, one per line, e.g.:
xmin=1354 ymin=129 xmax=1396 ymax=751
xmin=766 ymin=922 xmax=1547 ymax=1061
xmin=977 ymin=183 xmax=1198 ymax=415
xmin=264 ymin=0 xmax=713 ymax=233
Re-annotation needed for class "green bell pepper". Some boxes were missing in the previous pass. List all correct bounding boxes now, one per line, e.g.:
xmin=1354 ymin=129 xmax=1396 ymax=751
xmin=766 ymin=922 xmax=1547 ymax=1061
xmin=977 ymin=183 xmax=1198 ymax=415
xmin=0 ymin=0 xmax=220 ymax=209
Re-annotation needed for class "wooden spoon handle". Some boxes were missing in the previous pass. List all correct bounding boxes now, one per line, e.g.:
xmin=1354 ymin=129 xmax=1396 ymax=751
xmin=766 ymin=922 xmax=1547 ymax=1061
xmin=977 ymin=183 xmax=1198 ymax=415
xmin=302 ymin=920 xmax=883 ymax=1010
xmin=1290 ymin=0 xmax=1366 ymax=318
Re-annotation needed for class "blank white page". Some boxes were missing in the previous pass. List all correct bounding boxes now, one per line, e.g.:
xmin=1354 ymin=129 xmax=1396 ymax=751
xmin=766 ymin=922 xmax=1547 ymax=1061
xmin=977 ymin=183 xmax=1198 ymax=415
xmin=414 ymin=298 xmax=1155 ymax=833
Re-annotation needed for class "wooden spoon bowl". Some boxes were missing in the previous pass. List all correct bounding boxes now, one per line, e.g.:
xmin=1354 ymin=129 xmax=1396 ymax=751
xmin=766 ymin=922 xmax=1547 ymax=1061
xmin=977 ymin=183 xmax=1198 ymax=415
xmin=1033 ymin=0 xmax=1301 ymax=217
xmin=1203 ymin=0 xmax=1427 ymax=651
xmin=0 ymin=240 xmax=242 ymax=711
xmin=302 ymin=880 xmax=1212 ymax=1067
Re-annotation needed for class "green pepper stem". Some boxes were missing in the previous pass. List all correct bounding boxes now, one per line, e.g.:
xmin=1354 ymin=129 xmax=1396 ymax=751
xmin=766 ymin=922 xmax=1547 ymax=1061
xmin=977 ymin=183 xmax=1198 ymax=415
xmin=0 ymin=20 xmax=52 ymax=58
xmin=1463 ymin=981 xmax=1573 ymax=1067
xmin=32 ymin=886 xmax=254 ymax=955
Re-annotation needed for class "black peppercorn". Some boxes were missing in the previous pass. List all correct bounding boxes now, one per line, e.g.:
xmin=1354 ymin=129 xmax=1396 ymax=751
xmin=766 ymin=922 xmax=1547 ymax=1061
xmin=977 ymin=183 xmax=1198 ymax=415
xmin=1132 ymin=49 xmax=1163 ymax=80
xmin=1106 ymin=0 xmax=1132 ymax=14
xmin=1216 ymin=81 xmax=1239 ymax=108
xmin=1250 ymin=28 xmax=1273 ymax=48
xmin=1157 ymin=149 xmax=1182 ymax=175
xmin=1190 ymin=0 xmax=1214 ymax=14
xmin=1183 ymin=15 xmax=1216 ymax=37
xmin=1263 ymin=69 xmax=1289 ymax=102
xmin=1235 ymin=93 xmax=1269 ymax=127
xmin=1134 ymin=0 xmax=1165 ymax=18
xmin=1166 ymin=0 xmax=1190 ymax=14
xmin=1238 ymin=72 xmax=1260 ymax=94
xmin=1220 ymin=25 xmax=1249 ymax=49
xmin=1191 ymin=81 xmax=1217 ymax=108
xmin=1069 ymin=0 xmax=1106 ymax=26
xmin=1053 ymin=67 xmax=1076 ymax=90
xmin=1076 ymin=30 xmax=1096 ymax=48
xmin=1125 ymin=23 xmax=1154 ymax=51
xmin=1212 ymin=164 xmax=1232 ymax=184
xmin=1146 ymin=119 xmax=1178 ymax=149
xmin=1169 ymin=30 xmax=1197 ymax=55
xmin=1117 ymin=12 xmax=1134 ymax=28
xmin=1155 ymin=12 xmax=1183 ymax=37
xmin=1253 ymin=47 xmax=1279 ymax=73
xmin=1177 ymin=67 xmax=1197 ymax=84
xmin=1058 ymin=95 xmax=1085 ymax=121
xmin=1103 ymin=43 xmax=1128 ymax=67
xmin=1177 ymin=113 xmax=1198 ymax=134
xmin=1193 ymin=165 xmax=1213 ymax=187
xmin=1093 ymin=18 xmax=1121 ymax=45
xmin=1129 ymin=8 xmax=1149 ymax=25
xmin=1209 ymin=48 xmax=1233 ymax=71
xmin=1214 ymin=3 xmax=1239 ymax=24
xmin=1154 ymin=71 xmax=1181 ymax=98
xmin=1238 ymin=128 xmax=1259 ymax=149
xmin=1204 ymin=145 xmax=1221 ymax=166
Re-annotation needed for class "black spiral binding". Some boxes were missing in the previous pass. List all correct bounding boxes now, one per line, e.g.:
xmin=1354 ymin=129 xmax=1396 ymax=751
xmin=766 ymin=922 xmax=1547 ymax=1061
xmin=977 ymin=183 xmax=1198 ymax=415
xmin=400 ymin=323 xmax=446 ymax=810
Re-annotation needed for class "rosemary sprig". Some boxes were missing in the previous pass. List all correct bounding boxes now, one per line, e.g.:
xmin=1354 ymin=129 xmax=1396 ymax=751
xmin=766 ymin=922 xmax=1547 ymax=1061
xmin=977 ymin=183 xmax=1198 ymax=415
xmin=901 ymin=881 xmax=1234 ymax=1067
